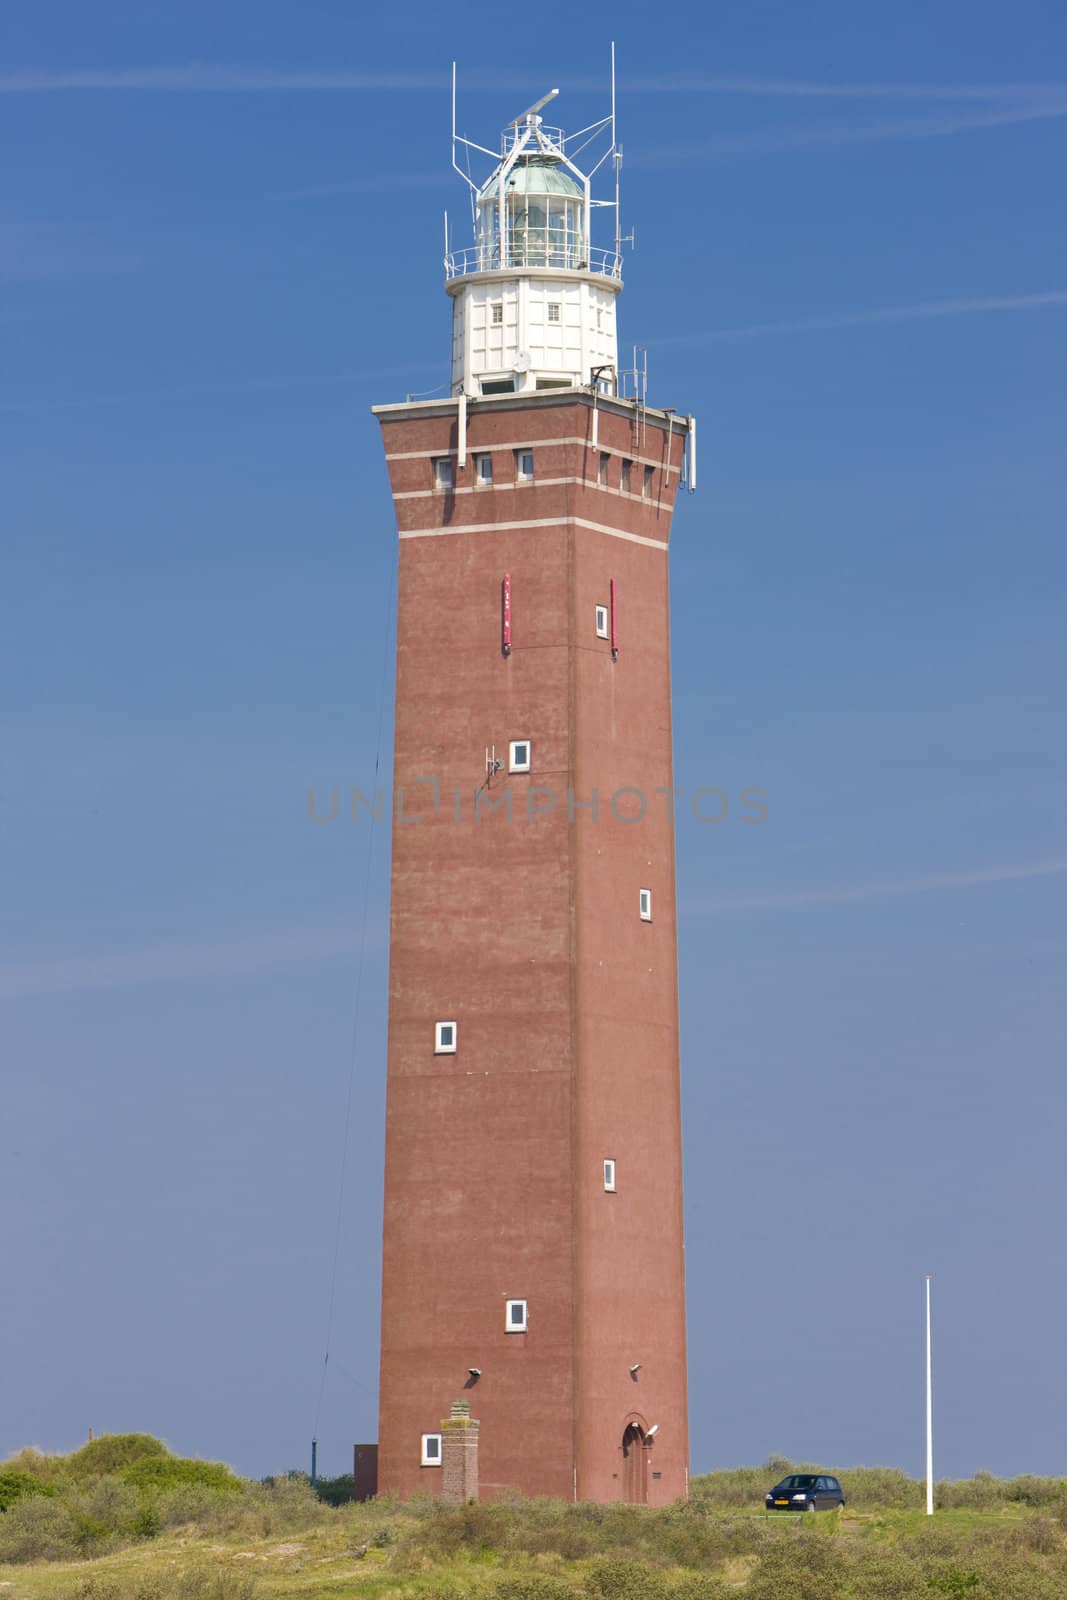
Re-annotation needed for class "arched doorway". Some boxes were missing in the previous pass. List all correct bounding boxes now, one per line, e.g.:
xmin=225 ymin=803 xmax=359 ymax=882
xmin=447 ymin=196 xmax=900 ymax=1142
xmin=621 ymin=1421 xmax=648 ymax=1505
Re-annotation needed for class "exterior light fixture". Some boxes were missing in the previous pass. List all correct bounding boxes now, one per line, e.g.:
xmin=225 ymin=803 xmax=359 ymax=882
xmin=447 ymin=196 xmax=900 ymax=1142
xmin=468 ymin=1367 xmax=482 ymax=1379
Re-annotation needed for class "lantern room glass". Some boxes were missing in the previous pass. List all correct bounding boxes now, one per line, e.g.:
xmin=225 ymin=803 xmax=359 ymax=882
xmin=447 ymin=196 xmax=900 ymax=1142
xmin=477 ymin=193 xmax=584 ymax=270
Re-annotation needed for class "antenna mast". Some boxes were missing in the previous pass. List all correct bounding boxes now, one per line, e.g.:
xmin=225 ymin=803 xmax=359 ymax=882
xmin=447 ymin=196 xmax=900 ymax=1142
xmin=612 ymin=41 xmax=621 ymax=262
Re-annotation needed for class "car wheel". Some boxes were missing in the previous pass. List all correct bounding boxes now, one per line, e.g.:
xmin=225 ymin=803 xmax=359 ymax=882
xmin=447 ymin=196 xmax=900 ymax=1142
xmin=806 ymin=1500 xmax=817 ymax=1513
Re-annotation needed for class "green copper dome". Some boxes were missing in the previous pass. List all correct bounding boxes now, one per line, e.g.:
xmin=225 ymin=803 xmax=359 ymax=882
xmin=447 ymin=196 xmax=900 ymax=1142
xmin=480 ymin=154 xmax=583 ymax=201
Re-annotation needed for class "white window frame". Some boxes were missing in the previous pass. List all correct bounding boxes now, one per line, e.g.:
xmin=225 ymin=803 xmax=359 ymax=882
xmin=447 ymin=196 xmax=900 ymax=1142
xmin=505 ymin=1299 xmax=528 ymax=1332
xmin=604 ymin=1158 xmax=617 ymax=1193
xmin=434 ymin=1020 xmax=457 ymax=1054
xmin=595 ymin=604 xmax=609 ymax=639
xmin=547 ymin=302 xmax=561 ymax=323
xmin=491 ymin=302 xmax=503 ymax=325
xmin=475 ymin=453 xmax=493 ymax=485
xmin=515 ymin=449 xmax=534 ymax=482
xmin=421 ymin=1433 xmax=442 ymax=1467
xmin=508 ymin=740 xmax=531 ymax=774
xmin=434 ymin=456 xmax=454 ymax=490
xmin=639 ymin=888 xmax=653 ymax=922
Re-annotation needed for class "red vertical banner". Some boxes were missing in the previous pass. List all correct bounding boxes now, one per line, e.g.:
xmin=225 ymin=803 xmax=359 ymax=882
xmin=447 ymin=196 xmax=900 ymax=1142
xmin=610 ymin=576 xmax=618 ymax=659
xmin=502 ymin=573 xmax=512 ymax=656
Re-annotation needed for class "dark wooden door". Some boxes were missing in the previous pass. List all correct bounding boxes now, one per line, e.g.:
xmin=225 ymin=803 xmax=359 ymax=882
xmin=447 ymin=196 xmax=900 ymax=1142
xmin=622 ymin=1423 xmax=647 ymax=1504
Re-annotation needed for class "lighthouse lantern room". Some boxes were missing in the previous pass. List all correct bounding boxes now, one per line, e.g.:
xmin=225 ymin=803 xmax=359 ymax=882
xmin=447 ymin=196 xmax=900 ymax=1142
xmin=446 ymin=75 xmax=623 ymax=398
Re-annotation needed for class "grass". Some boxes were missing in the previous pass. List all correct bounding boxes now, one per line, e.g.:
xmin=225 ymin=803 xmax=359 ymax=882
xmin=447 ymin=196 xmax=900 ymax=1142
xmin=2 ymin=1439 xmax=1065 ymax=1599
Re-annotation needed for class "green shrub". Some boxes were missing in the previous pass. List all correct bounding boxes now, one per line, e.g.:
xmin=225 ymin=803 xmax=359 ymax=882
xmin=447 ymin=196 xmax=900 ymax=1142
xmin=120 ymin=1456 xmax=242 ymax=1495
xmin=837 ymin=1464 xmax=922 ymax=1510
xmin=586 ymin=1557 xmax=670 ymax=1600
xmin=150 ymin=1483 xmax=236 ymax=1532
xmin=68 ymin=1478 xmax=143 ymax=1547
xmin=745 ymin=1536 xmax=847 ymax=1600
xmin=64 ymin=1568 xmax=258 ymax=1600
xmin=311 ymin=1472 xmax=354 ymax=1506
xmin=0 ymin=1494 xmax=81 ymax=1562
xmin=65 ymin=1436 xmax=170 ymax=1480
xmin=654 ymin=1506 xmax=758 ymax=1568
xmin=492 ymin=1576 xmax=579 ymax=1600
xmin=667 ymin=1578 xmax=730 ymax=1600
xmin=936 ymin=1472 xmax=1067 ymax=1512
xmin=194 ymin=1477 xmax=331 ymax=1538
xmin=0 ymin=1469 xmax=55 ymax=1510
xmin=689 ymin=1466 xmax=774 ymax=1509
xmin=2 ymin=1447 xmax=53 ymax=1478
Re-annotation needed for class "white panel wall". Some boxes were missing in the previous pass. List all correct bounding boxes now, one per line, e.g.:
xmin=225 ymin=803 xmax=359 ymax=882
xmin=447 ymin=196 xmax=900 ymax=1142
xmin=450 ymin=274 xmax=620 ymax=396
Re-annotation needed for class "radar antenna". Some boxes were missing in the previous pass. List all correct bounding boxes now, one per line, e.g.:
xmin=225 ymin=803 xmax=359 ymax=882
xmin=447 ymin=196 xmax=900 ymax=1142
xmin=510 ymin=88 xmax=560 ymax=126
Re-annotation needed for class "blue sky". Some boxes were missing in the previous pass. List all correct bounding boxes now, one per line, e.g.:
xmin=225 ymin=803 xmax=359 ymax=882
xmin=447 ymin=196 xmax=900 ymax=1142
xmin=1 ymin=0 xmax=1064 ymax=1483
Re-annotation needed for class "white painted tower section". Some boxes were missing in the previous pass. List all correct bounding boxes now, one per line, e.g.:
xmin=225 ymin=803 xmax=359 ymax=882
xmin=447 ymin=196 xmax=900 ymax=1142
xmin=448 ymin=271 xmax=619 ymax=397
xmin=447 ymin=81 xmax=623 ymax=398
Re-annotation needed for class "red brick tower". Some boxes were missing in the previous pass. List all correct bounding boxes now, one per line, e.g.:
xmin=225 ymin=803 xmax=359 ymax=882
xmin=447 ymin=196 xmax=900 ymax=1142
xmin=373 ymin=80 xmax=694 ymax=1505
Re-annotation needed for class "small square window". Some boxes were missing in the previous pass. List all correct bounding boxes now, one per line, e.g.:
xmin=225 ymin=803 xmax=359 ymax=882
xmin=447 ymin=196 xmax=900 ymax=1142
xmin=595 ymin=605 xmax=609 ymax=639
xmin=547 ymin=302 xmax=561 ymax=323
xmin=506 ymin=1299 xmax=528 ymax=1332
xmin=604 ymin=1158 xmax=617 ymax=1192
xmin=515 ymin=449 xmax=534 ymax=481
xmin=491 ymin=303 xmax=503 ymax=325
xmin=598 ymin=452 xmax=610 ymax=486
xmin=643 ymin=465 xmax=654 ymax=498
xmin=421 ymin=1433 xmax=442 ymax=1466
xmin=508 ymin=740 xmax=531 ymax=774
xmin=621 ymin=459 xmax=632 ymax=493
xmin=639 ymin=888 xmax=652 ymax=922
xmin=435 ymin=1020 xmax=457 ymax=1053
xmin=434 ymin=457 xmax=454 ymax=490
xmin=476 ymin=453 xmax=493 ymax=485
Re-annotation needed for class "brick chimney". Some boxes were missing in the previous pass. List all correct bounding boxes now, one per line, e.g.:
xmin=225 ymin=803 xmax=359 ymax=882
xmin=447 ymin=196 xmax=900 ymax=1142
xmin=440 ymin=1399 xmax=480 ymax=1503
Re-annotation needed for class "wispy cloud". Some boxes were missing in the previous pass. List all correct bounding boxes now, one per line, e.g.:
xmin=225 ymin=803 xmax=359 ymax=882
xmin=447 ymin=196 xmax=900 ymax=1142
xmin=1 ymin=65 xmax=1062 ymax=104
xmin=620 ymin=75 xmax=1067 ymax=102
xmin=685 ymin=859 xmax=1067 ymax=915
xmin=0 ymin=66 xmax=445 ymax=93
xmin=0 ymin=926 xmax=366 ymax=1000
xmin=653 ymin=290 xmax=1067 ymax=346
xmin=5 ymin=66 xmax=1062 ymax=163
xmin=640 ymin=97 xmax=1067 ymax=164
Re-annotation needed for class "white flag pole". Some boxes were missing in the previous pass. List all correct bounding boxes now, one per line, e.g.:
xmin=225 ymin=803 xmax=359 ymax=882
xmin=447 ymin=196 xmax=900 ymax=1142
xmin=925 ymin=1273 xmax=934 ymax=1515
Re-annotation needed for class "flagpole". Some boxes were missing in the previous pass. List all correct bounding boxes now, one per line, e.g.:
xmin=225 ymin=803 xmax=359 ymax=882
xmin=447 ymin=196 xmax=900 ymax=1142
xmin=925 ymin=1273 xmax=934 ymax=1515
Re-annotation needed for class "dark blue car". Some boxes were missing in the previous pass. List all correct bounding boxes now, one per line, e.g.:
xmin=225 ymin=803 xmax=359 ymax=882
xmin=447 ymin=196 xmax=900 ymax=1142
xmin=765 ymin=1472 xmax=845 ymax=1513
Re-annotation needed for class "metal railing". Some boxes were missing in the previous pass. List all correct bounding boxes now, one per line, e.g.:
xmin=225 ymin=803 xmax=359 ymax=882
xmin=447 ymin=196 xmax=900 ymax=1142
xmin=445 ymin=242 xmax=622 ymax=281
xmin=502 ymin=125 xmax=566 ymax=156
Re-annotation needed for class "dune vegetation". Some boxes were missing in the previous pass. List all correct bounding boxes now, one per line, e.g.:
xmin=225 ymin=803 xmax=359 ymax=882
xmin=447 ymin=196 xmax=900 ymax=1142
xmin=2 ymin=1436 xmax=1065 ymax=1599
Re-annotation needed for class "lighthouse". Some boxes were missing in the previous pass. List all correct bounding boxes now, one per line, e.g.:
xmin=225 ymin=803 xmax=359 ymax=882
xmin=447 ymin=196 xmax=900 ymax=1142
xmin=373 ymin=69 xmax=693 ymax=1504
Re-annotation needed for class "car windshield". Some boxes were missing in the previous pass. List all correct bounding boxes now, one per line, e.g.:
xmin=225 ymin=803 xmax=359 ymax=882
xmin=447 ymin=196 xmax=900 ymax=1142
xmin=778 ymin=1475 xmax=817 ymax=1489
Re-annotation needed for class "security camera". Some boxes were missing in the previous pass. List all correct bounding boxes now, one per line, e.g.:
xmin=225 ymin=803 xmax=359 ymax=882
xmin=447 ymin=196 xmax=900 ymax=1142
xmin=647 ymin=1424 xmax=659 ymax=1438
xmin=468 ymin=1367 xmax=482 ymax=1378
xmin=629 ymin=1363 xmax=641 ymax=1377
